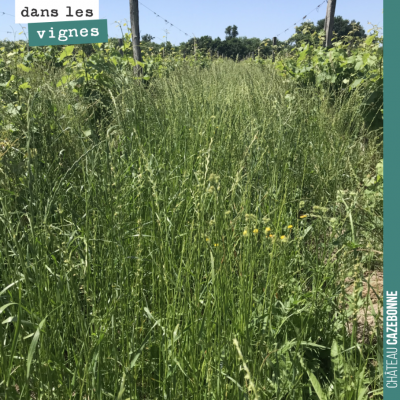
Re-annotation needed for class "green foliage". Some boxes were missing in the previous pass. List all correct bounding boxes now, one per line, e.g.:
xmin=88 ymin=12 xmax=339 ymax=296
xmin=289 ymin=16 xmax=367 ymax=46
xmin=225 ymin=25 xmax=239 ymax=39
xmin=276 ymin=25 xmax=383 ymax=131
xmin=315 ymin=16 xmax=366 ymax=40
xmin=0 ymin=32 xmax=382 ymax=399
xmin=142 ymin=33 xmax=155 ymax=43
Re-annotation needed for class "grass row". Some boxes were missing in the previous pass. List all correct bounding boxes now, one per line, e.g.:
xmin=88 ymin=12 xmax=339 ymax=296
xmin=0 ymin=60 xmax=383 ymax=399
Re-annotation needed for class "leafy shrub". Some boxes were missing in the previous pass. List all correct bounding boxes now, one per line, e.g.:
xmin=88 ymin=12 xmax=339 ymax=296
xmin=275 ymin=26 xmax=383 ymax=131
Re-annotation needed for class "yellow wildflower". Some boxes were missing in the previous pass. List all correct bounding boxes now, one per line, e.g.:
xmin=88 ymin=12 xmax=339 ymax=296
xmin=300 ymin=215 xmax=308 ymax=219
xmin=243 ymin=230 xmax=248 ymax=237
xmin=265 ymin=227 xmax=271 ymax=233
xmin=288 ymin=225 xmax=293 ymax=229
xmin=206 ymin=238 xmax=210 ymax=242
xmin=253 ymin=229 xmax=259 ymax=235
xmin=280 ymin=235 xmax=286 ymax=240
xmin=214 ymin=243 xmax=219 ymax=247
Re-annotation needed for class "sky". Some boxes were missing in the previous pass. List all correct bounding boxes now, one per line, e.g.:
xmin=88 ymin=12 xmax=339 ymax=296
xmin=1 ymin=0 xmax=383 ymax=44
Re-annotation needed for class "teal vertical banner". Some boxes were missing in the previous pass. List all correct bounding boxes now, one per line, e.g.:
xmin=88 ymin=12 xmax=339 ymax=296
xmin=384 ymin=0 xmax=400 ymax=398
xmin=28 ymin=19 xmax=108 ymax=46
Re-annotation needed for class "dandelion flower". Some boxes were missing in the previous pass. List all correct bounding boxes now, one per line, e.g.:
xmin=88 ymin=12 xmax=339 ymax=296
xmin=243 ymin=230 xmax=248 ymax=237
xmin=269 ymin=234 xmax=274 ymax=238
xmin=288 ymin=225 xmax=293 ymax=229
xmin=265 ymin=227 xmax=271 ymax=233
xmin=280 ymin=235 xmax=286 ymax=240
xmin=214 ymin=243 xmax=219 ymax=247
xmin=300 ymin=215 xmax=308 ymax=219
xmin=253 ymin=229 xmax=259 ymax=235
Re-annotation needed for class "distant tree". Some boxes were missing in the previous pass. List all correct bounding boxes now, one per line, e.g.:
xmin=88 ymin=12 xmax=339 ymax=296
xmin=288 ymin=21 xmax=319 ymax=46
xmin=225 ymin=25 xmax=239 ymax=39
xmin=289 ymin=16 xmax=366 ymax=46
xmin=142 ymin=34 xmax=155 ymax=43
xmin=231 ymin=25 xmax=238 ymax=39
xmin=316 ymin=16 xmax=366 ymax=39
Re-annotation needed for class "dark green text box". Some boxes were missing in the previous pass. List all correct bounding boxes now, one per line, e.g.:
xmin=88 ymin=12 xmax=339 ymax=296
xmin=28 ymin=19 xmax=108 ymax=46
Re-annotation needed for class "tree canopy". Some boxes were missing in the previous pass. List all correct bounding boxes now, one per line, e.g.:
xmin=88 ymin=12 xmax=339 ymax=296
xmin=289 ymin=16 xmax=366 ymax=46
xmin=225 ymin=25 xmax=239 ymax=39
xmin=141 ymin=34 xmax=155 ymax=43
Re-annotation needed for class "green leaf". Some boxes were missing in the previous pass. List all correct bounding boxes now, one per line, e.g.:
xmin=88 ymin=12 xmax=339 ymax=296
xmin=350 ymin=79 xmax=363 ymax=89
xmin=0 ymin=278 xmax=24 ymax=296
xmin=362 ymin=53 xmax=369 ymax=66
xmin=6 ymin=75 xmax=15 ymax=88
xmin=65 ymin=45 xmax=75 ymax=56
xmin=117 ymin=371 xmax=126 ymax=400
xmin=0 ymin=303 xmax=18 ymax=314
xmin=308 ymin=371 xmax=327 ymax=400
xmin=59 ymin=45 xmax=75 ymax=62
xmin=27 ymin=318 xmax=46 ymax=378
xmin=18 ymin=64 xmax=31 ymax=72
xmin=355 ymin=61 xmax=363 ymax=71
xmin=365 ymin=33 xmax=377 ymax=46
xmin=19 ymin=82 xmax=31 ymax=90
xmin=376 ymin=160 xmax=383 ymax=178
xmin=299 ymin=355 xmax=327 ymax=400
xmin=357 ymin=366 xmax=368 ymax=400
xmin=2 ymin=316 xmax=36 ymax=326
xmin=297 ymin=44 xmax=309 ymax=63
xmin=56 ymin=75 xmax=70 ymax=87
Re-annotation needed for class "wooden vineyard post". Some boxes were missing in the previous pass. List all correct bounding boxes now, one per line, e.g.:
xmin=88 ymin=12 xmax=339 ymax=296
xmin=129 ymin=0 xmax=143 ymax=75
xmin=272 ymin=37 xmax=277 ymax=62
xmin=324 ymin=0 xmax=337 ymax=48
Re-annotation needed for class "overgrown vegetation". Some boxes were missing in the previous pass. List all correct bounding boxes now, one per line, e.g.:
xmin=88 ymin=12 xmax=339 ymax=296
xmin=0 ymin=25 xmax=383 ymax=399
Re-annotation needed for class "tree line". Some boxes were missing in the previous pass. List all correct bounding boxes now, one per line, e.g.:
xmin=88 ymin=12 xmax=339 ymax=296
xmin=135 ymin=16 xmax=366 ymax=59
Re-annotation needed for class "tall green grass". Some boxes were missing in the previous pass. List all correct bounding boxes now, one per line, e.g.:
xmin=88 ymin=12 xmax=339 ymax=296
xmin=0 ymin=60 xmax=382 ymax=399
